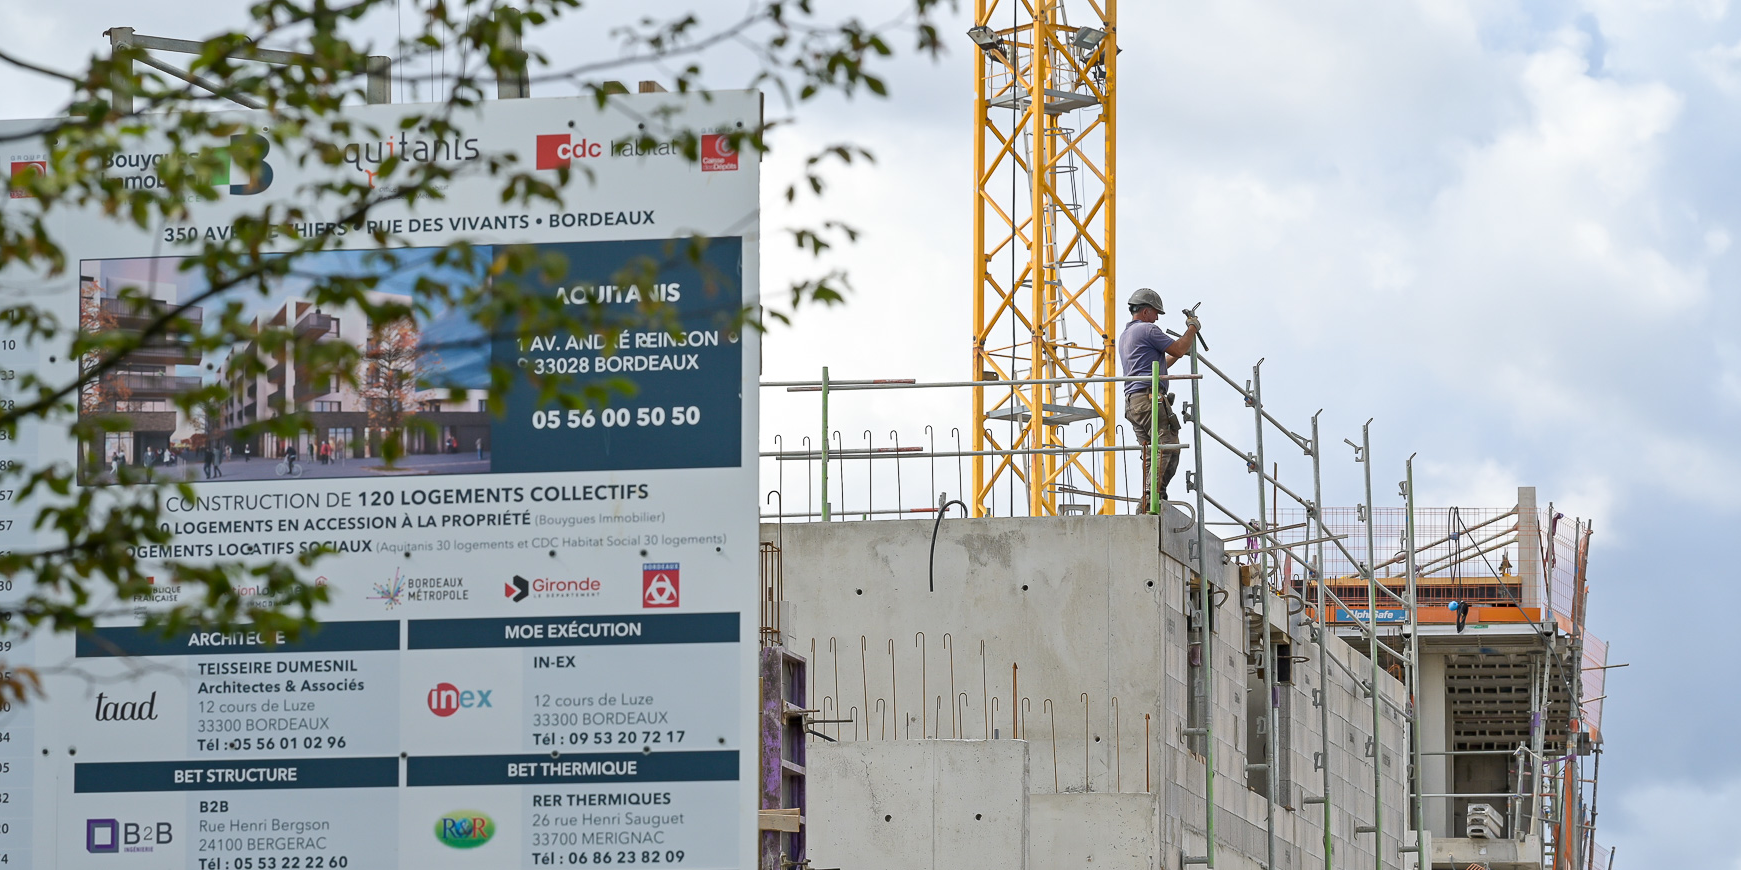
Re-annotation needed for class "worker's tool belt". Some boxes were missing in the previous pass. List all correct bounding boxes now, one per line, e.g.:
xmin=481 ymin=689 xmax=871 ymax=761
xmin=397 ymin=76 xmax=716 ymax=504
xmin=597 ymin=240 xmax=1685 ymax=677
xmin=1131 ymin=388 xmax=1175 ymax=406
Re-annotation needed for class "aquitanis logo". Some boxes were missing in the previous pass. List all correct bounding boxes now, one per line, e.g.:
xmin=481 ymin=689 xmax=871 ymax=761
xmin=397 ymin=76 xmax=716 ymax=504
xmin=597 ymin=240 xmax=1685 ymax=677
xmin=343 ymin=133 xmax=480 ymax=187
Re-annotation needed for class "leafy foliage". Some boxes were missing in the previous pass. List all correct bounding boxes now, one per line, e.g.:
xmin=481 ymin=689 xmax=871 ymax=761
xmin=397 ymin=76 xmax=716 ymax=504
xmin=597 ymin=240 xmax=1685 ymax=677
xmin=0 ymin=0 xmax=944 ymax=701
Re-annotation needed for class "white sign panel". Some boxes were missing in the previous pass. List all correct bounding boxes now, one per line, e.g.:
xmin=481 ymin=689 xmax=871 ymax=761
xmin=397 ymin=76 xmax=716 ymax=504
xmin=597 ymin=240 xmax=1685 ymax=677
xmin=0 ymin=91 xmax=761 ymax=869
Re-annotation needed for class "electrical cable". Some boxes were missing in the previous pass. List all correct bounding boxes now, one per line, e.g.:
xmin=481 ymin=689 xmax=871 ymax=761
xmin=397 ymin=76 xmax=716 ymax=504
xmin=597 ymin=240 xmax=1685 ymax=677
xmin=1450 ymin=507 xmax=1468 ymax=632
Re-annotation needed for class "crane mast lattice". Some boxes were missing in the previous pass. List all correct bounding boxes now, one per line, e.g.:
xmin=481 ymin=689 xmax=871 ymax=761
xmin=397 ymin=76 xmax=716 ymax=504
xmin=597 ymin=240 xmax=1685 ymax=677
xmin=971 ymin=0 xmax=1119 ymax=516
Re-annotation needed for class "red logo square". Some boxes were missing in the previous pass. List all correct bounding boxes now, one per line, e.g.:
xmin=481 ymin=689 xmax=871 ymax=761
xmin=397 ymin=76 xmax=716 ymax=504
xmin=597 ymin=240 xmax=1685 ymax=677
xmin=9 ymin=161 xmax=45 ymax=198
xmin=642 ymin=563 xmax=679 ymax=608
xmin=701 ymin=134 xmax=738 ymax=172
xmin=536 ymin=135 xmax=571 ymax=170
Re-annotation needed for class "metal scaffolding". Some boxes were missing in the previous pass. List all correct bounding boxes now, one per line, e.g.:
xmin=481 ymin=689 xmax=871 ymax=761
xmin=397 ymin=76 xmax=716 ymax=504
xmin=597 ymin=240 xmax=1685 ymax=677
xmin=758 ymin=344 xmax=1611 ymax=870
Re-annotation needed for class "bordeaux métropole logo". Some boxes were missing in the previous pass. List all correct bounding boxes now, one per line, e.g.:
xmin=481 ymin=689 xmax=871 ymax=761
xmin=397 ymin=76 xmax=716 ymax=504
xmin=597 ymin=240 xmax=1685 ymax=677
xmin=93 ymin=691 xmax=159 ymax=722
xmin=434 ymin=811 xmax=495 ymax=849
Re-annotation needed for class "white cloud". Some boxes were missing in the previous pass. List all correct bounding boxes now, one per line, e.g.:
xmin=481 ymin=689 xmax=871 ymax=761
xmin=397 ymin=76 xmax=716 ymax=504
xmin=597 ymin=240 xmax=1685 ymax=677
xmin=1606 ymin=777 xmax=1741 ymax=869
xmin=1414 ymin=457 xmax=1522 ymax=507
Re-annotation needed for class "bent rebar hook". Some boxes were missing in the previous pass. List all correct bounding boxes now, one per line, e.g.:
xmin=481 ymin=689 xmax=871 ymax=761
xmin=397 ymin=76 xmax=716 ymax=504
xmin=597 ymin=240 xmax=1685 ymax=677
xmin=929 ymin=492 xmax=968 ymax=592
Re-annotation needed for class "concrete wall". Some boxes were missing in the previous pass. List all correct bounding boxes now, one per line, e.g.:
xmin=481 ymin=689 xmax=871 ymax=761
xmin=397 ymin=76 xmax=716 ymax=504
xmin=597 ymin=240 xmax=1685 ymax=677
xmin=767 ymin=514 xmax=1410 ymax=870
xmin=1032 ymin=793 xmax=1160 ymax=868
xmin=806 ymin=740 xmax=1027 ymax=870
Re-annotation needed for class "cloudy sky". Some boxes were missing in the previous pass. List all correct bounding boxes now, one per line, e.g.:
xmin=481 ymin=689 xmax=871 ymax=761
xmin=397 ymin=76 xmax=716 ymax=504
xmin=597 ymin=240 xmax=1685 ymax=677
xmin=3 ymin=0 xmax=1736 ymax=864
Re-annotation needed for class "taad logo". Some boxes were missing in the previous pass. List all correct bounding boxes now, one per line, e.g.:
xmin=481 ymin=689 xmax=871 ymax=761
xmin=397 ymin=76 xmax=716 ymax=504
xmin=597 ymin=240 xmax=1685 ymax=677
xmin=93 ymin=691 xmax=159 ymax=722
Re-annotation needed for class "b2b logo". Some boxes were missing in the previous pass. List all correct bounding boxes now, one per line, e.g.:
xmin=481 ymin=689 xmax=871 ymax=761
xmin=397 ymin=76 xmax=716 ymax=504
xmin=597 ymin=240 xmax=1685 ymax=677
xmin=86 ymin=818 xmax=172 ymax=853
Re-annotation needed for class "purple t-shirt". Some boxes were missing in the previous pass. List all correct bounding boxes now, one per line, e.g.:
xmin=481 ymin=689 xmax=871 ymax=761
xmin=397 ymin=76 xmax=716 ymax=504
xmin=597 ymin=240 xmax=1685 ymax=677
xmin=1118 ymin=319 xmax=1171 ymax=396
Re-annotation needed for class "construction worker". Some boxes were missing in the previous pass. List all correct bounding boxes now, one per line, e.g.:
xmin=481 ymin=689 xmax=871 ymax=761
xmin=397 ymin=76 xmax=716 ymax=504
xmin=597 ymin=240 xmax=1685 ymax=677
xmin=1119 ymin=288 xmax=1199 ymax=512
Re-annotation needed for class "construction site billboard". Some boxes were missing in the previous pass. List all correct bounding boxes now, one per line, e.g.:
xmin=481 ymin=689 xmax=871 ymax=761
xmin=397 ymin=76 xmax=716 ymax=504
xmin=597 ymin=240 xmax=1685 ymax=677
xmin=0 ymin=92 xmax=760 ymax=869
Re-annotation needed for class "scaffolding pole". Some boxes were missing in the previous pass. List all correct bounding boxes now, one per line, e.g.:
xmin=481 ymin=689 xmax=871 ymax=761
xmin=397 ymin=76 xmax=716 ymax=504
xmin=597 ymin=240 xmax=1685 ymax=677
xmin=1250 ymin=363 xmax=1279 ymax=870
xmin=1183 ymin=343 xmax=1216 ymax=867
xmin=1359 ymin=422 xmax=1385 ymax=870
xmin=1310 ymin=412 xmax=1334 ymax=870
xmin=1405 ymin=458 xmax=1426 ymax=867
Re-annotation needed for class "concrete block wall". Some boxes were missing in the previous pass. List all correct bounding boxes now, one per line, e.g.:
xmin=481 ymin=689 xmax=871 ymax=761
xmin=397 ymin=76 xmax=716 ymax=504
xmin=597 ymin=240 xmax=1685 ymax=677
xmin=767 ymin=515 xmax=1408 ymax=870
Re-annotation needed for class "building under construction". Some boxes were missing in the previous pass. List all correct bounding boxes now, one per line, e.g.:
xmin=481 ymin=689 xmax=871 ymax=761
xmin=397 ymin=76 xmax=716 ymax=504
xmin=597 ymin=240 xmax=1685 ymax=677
xmin=749 ymin=2 xmax=1615 ymax=869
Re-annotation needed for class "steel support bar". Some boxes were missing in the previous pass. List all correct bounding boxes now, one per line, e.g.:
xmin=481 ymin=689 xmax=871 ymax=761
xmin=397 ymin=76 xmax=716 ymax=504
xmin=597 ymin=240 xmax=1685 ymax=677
xmin=1250 ymin=362 xmax=1279 ymax=870
xmin=765 ymin=444 xmax=1182 ymax=461
xmin=1224 ymin=533 xmax=1347 ymax=556
xmin=1196 ymin=419 xmax=1320 ymax=513
xmin=1405 ymin=458 xmax=1426 ymax=869
xmin=133 ymin=54 xmax=266 ymax=108
xmin=106 ymin=29 xmax=391 ymax=111
xmin=1188 ymin=343 xmax=1216 ymax=867
xmin=1413 ymin=524 xmax=1517 ymax=574
xmin=129 ymin=33 xmax=308 ymax=65
xmin=493 ymin=7 xmax=529 ymax=99
xmin=1151 ymin=362 xmax=1162 ymax=514
xmin=1310 ymin=412 xmax=1334 ymax=870
xmin=1371 ymin=508 xmax=1517 ymax=572
xmin=1360 ymin=422 xmax=1384 ymax=870
xmin=820 ymin=367 xmax=830 ymax=521
xmin=1180 ymin=347 xmax=1313 ymax=452
xmin=776 ymin=374 xmax=1201 ymax=391
xmin=1421 ymin=749 xmax=1529 ymax=756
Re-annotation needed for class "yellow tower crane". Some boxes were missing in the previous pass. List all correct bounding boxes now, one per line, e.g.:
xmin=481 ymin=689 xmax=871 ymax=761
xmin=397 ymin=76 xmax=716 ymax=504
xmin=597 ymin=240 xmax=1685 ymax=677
xmin=970 ymin=0 xmax=1118 ymax=517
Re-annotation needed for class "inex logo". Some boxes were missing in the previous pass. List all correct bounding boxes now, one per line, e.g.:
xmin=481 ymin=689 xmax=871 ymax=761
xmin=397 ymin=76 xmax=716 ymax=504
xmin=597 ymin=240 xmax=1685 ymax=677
xmin=86 ymin=818 xmax=173 ymax=854
xmin=701 ymin=133 xmax=738 ymax=172
xmin=536 ymin=134 xmax=603 ymax=170
xmin=427 ymin=682 xmax=493 ymax=717
xmin=643 ymin=563 xmax=680 ymax=608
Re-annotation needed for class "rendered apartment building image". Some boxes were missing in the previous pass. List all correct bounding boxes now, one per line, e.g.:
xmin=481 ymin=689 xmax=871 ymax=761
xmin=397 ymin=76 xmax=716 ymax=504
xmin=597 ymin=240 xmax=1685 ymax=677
xmin=78 ymin=271 xmax=205 ymax=467
xmin=222 ymin=294 xmax=490 ymax=462
xmin=79 ymin=256 xmax=492 ymax=479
